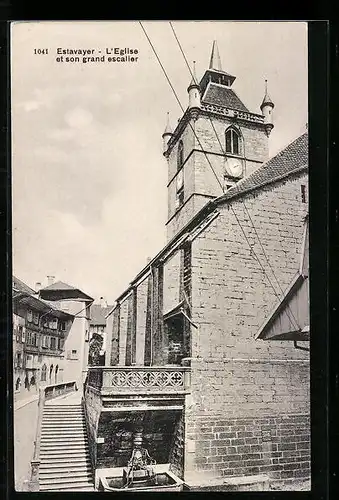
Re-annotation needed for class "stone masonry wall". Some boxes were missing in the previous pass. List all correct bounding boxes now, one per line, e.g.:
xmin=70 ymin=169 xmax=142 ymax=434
xmin=118 ymin=297 xmax=129 ymax=365
xmin=185 ymin=171 xmax=310 ymax=483
xmin=169 ymin=411 xmax=185 ymax=479
xmin=135 ymin=277 xmax=148 ymax=365
xmin=84 ymin=385 xmax=103 ymax=472
xmin=166 ymin=115 xmax=268 ymax=241
xmin=163 ymin=251 xmax=181 ymax=314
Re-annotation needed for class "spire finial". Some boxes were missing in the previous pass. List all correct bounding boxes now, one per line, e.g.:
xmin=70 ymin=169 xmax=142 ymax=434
xmin=188 ymin=60 xmax=200 ymax=90
xmin=162 ymin=112 xmax=173 ymax=136
xmin=260 ymin=78 xmax=274 ymax=110
xmin=209 ymin=40 xmax=222 ymax=72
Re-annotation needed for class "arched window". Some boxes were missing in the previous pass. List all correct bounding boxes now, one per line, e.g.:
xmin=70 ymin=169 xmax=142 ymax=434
xmin=55 ymin=365 xmax=59 ymax=384
xmin=49 ymin=364 xmax=54 ymax=382
xmin=225 ymin=128 xmax=240 ymax=155
xmin=177 ymin=140 xmax=184 ymax=170
xmin=41 ymin=364 xmax=47 ymax=382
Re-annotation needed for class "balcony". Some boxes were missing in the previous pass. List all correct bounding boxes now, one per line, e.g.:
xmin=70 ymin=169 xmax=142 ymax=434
xmin=86 ymin=366 xmax=191 ymax=397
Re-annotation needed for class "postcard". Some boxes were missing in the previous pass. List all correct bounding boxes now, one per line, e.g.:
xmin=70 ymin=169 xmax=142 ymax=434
xmin=11 ymin=20 xmax=309 ymax=492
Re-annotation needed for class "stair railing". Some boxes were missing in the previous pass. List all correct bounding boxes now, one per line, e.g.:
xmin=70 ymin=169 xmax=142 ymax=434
xmin=28 ymin=380 xmax=78 ymax=491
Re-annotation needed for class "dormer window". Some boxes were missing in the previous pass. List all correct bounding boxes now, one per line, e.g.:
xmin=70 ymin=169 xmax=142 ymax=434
xmin=225 ymin=128 xmax=240 ymax=155
xmin=177 ymin=140 xmax=184 ymax=170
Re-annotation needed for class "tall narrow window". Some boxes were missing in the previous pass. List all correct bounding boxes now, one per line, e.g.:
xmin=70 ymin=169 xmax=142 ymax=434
xmin=177 ymin=140 xmax=184 ymax=170
xmin=225 ymin=128 xmax=240 ymax=155
xmin=301 ymin=185 xmax=307 ymax=203
xmin=175 ymin=168 xmax=184 ymax=209
xmin=41 ymin=364 xmax=47 ymax=382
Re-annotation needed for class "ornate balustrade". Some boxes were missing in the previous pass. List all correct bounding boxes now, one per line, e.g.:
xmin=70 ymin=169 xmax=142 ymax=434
xmin=87 ymin=366 xmax=191 ymax=395
xmin=201 ymin=103 xmax=264 ymax=123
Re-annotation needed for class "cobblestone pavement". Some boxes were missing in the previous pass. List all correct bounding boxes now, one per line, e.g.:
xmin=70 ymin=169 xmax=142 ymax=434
xmin=14 ymin=398 xmax=39 ymax=491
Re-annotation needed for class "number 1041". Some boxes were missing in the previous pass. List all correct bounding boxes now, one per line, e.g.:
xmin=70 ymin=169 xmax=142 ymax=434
xmin=34 ymin=49 xmax=49 ymax=55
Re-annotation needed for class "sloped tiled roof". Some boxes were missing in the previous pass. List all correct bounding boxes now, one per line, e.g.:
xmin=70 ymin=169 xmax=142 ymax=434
xmin=202 ymin=83 xmax=249 ymax=112
xmin=39 ymin=280 xmax=94 ymax=301
xmin=41 ymin=280 xmax=77 ymax=291
xmin=90 ymin=304 xmax=113 ymax=326
xmin=13 ymin=276 xmax=36 ymax=295
xmin=12 ymin=276 xmax=74 ymax=318
xmin=219 ymin=132 xmax=308 ymax=204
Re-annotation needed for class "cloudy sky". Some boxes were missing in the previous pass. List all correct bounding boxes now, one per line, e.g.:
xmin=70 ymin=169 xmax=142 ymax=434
xmin=11 ymin=21 xmax=308 ymax=303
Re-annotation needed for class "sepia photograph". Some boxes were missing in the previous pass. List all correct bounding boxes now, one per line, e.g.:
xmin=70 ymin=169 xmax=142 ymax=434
xmin=11 ymin=20 xmax=309 ymax=492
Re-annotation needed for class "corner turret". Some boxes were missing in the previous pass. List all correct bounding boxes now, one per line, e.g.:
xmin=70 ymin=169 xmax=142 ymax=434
xmin=187 ymin=61 xmax=201 ymax=121
xmin=260 ymin=79 xmax=275 ymax=137
xmin=162 ymin=112 xmax=173 ymax=156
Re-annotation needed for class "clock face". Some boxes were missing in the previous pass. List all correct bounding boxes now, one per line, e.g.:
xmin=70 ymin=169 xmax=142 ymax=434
xmin=226 ymin=158 xmax=243 ymax=177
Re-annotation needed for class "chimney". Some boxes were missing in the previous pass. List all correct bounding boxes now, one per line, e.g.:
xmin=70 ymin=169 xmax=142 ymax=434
xmin=47 ymin=275 xmax=55 ymax=286
xmin=35 ymin=282 xmax=42 ymax=293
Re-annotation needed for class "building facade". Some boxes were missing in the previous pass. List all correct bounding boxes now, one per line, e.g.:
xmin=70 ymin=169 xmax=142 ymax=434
xmin=38 ymin=280 xmax=94 ymax=389
xmin=13 ymin=277 xmax=94 ymax=398
xmin=84 ymin=42 xmax=310 ymax=490
xmin=13 ymin=277 xmax=74 ymax=399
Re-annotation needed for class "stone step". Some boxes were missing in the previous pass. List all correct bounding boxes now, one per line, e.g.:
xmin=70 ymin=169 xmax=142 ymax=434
xmin=39 ymin=476 xmax=93 ymax=485
xmin=39 ymin=480 xmax=94 ymax=491
xmin=43 ymin=414 xmax=84 ymax=418
xmin=40 ymin=454 xmax=89 ymax=462
xmin=41 ymin=429 xmax=85 ymax=434
xmin=40 ymin=445 xmax=89 ymax=452
xmin=44 ymin=405 xmax=82 ymax=408
xmin=40 ymin=457 xmax=90 ymax=466
xmin=41 ymin=454 xmax=90 ymax=462
xmin=41 ymin=448 xmax=89 ymax=454
xmin=42 ymin=431 xmax=86 ymax=436
xmin=40 ymin=470 xmax=92 ymax=481
xmin=41 ymin=438 xmax=87 ymax=444
xmin=43 ymin=409 xmax=83 ymax=413
xmin=40 ymin=463 xmax=91 ymax=472
xmin=42 ymin=417 xmax=84 ymax=421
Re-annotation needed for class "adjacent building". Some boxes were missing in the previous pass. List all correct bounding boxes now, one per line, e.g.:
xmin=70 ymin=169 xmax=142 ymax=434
xmin=13 ymin=277 xmax=74 ymax=399
xmin=84 ymin=41 xmax=310 ymax=490
xmin=89 ymin=301 xmax=113 ymax=365
xmin=13 ymin=276 xmax=94 ymax=398
xmin=38 ymin=279 xmax=94 ymax=389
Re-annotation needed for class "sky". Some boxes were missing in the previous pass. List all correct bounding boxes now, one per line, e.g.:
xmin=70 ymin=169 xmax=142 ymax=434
xmin=11 ymin=21 xmax=308 ymax=304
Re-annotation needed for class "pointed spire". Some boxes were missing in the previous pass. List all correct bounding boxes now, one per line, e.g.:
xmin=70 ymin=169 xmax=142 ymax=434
xmin=187 ymin=61 xmax=200 ymax=91
xmin=260 ymin=79 xmax=274 ymax=110
xmin=162 ymin=112 xmax=173 ymax=136
xmin=209 ymin=40 xmax=222 ymax=72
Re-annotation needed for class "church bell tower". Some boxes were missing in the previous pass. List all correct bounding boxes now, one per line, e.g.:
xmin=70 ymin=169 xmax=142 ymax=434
xmin=162 ymin=40 xmax=274 ymax=242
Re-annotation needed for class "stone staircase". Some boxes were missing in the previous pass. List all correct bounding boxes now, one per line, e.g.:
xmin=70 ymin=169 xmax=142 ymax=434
xmin=39 ymin=404 xmax=94 ymax=491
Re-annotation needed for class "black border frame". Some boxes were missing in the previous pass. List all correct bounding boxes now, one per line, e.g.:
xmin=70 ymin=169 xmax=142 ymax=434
xmin=0 ymin=16 xmax=335 ymax=500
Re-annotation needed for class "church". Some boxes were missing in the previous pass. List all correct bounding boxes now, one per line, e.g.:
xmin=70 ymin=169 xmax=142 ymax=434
xmin=85 ymin=41 xmax=310 ymax=491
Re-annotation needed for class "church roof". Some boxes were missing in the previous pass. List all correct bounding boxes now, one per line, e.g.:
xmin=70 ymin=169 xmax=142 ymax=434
xmin=202 ymin=83 xmax=249 ymax=112
xmin=219 ymin=132 xmax=308 ymax=202
xmin=209 ymin=40 xmax=222 ymax=71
